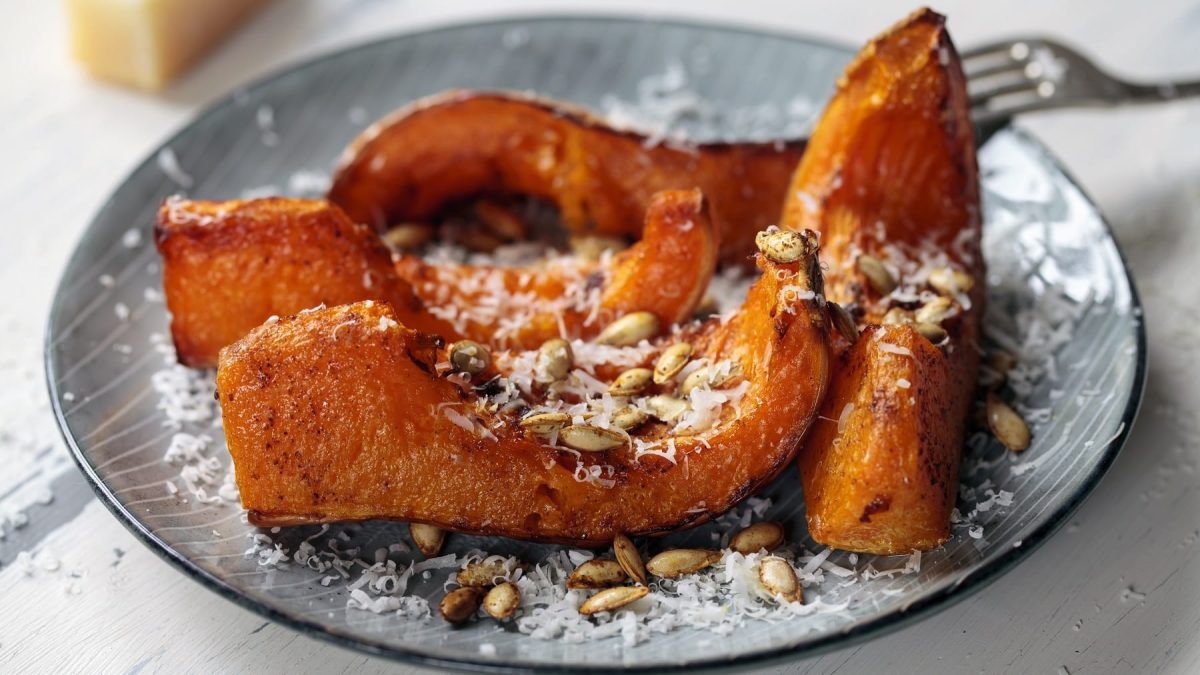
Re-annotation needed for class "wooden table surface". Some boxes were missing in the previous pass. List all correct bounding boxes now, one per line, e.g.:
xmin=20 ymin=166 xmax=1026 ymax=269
xmin=2 ymin=1 xmax=1198 ymax=673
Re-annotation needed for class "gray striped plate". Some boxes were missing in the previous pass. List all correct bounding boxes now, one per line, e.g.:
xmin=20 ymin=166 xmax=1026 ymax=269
xmin=46 ymin=16 xmax=1145 ymax=673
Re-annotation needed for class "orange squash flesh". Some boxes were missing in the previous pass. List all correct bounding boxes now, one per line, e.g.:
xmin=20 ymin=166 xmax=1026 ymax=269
xmin=787 ymin=9 xmax=983 ymax=554
xmin=326 ymin=90 xmax=805 ymax=266
xmin=395 ymin=188 xmax=717 ymax=350
xmin=217 ymin=240 xmax=829 ymax=546
xmin=154 ymin=197 xmax=457 ymax=368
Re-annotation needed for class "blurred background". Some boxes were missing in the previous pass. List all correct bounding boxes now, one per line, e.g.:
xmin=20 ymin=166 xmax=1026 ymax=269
xmin=2 ymin=1 xmax=1198 ymax=673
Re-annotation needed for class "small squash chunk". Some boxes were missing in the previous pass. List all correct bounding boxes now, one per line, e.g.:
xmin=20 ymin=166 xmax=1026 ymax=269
xmin=155 ymin=197 xmax=456 ymax=367
xmin=326 ymin=90 xmax=805 ymax=266
xmin=217 ymin=239 xmax=829 ymax=545
xmin=396 ymin=188 xmax=717 ymax=350
xmin=787 ymin=9 xmax=983 ymax=554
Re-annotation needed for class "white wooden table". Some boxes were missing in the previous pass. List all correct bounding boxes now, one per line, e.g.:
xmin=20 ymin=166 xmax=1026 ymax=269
xmin=2 ymin=1 xmax=1198 ymax=672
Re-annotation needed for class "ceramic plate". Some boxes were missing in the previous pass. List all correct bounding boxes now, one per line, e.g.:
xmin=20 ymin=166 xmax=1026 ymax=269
xmin=46 ymin=16 xmax=1145 ymax=673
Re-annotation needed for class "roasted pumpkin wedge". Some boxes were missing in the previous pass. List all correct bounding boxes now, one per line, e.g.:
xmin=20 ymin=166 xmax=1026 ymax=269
xmin=216 ymin=231 xmax=830 ymax=545
xmin=154 ymin=197 xmax=458 ymax=368
xmin=326 ymin=90 xmax=805 ymax=266
xmin=787 ymin=9 xmax=983 ymax=554
xmin=396 ymin=188 xmax=717 ymax=350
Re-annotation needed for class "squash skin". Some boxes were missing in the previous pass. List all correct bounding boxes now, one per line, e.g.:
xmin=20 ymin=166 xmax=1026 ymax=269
xmin=396 ymin=188 xmax=717 ymax=350
xmin=326 ymin=90 xmax=805 ymax=266
xmin=217 ymin=244 xmax=829 ymax=546
xmin=154 ymin=197 xmax=456 ymax=368
xmin=788 ymin=9 xmax=984 ymax=554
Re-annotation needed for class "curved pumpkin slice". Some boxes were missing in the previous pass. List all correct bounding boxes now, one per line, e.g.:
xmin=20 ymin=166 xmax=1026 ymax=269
xmin=154 ymin=197 xmax=458 ymax=368
xmin=217 ymin=233 xmax=829 ymax=545
xmin=326 ymin=90 xmax=805 ymax=266
xmin=396 ymin=189 xmax=716 ymax=350
xmin=785 ymin=9 xmax=983 ymax=553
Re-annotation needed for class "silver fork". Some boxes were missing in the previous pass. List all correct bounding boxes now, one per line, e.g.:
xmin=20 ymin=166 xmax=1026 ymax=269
xmin=962 ymin=37 xmax=1200 ymax=125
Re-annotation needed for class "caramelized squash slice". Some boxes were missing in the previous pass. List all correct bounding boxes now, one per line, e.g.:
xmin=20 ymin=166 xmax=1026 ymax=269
xmin=217 ymin=235 xmax=829 ymax=545
xmin=154 ymin=197 xmax=457 ymax=367
xmin=397 ymin=188 xmax=716 ymax=349
xmin=787 ymin=9 xmax=983 ymax=554
xmin=326 ymin=90 xmax=805 ymax=265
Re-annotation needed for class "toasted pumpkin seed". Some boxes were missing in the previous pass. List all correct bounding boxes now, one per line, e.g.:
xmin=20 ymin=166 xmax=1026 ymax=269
xmin=857 ymin=254 xmax=896 ymax=296
xmin=882 ymin=307 xmax=912 ymax=325
xmin=520 ymin=412 xmax=571 ymax=435
xmin=758 ymin=557 xmax=802 ymax=603
xmin=928 ymin=266 xmax=975 ymax=295
xmin=681 ymin=362 xmax=743 ymax=396
xmin=914 ymin=321 xmax=948 ymax=344
xmin=988 ymin=351 xmax=1017 ymax=380
xmin=730 ymin=521 xmax=786 ymax=554
xmin=987 ymin=392 xmax=1031 ymax=452
xmin=613 ymin=533 xmax=647 ymax=586
xmin=915 ymin=296 xmax=954 ymax=325
xmin=535 ymin=338 xmax=573 ymax=383
xmin=382 ymin=223 xmax=434 ymax=251
xmin=597 ymin=311 xmax=660 ymax=346
xmin=457 ymin=559 xmax=519 ymax=588
xmin=653 ymin=342 xmax=694 ymax=384
xmin=448 ymin=340 xmax=491 ymax=375
xmin=609 ymin=368 xmax=654 ymax=397
xmin=410 ymin=523 xmax=445 ymax=558
xmin=611 ymin=406 xmax=649 ymax=431
xmin=566 ymin=559 xmax=628 ymax=589
xmin=474 ymin=200 xmax=528 ymax=241
xmin=559 ymin=424 xmax=625 ymax=452
xmin=646 ymin=395 xmax=689 ymax=423
xmin=439 ymin=587 xmax=483 ymax=624
xmin=828 ymin=302 xmax=859 ymax=344
xmin=570 ymin=235 xmax=627 ymax=261
xmin=578 ymin=585 xmax=649 ymax=615
xmin=646 ymin=549 xmax=722 ymax=579
xmin=482 ymin=582 xmax=521 ymax=620
xmin=754 ymin=229 xmax=807 ymax=264
xmin=452 ymin=227 xmax=505 ymax=253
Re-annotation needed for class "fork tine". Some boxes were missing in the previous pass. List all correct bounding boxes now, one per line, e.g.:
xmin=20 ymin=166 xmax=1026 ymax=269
xmin=959 ymin=40 xmax=1022 ymax=63
xmin=970 ymin=81 xmax=1040 ymax=107
xmin=964 ymin=62 xmax=1026 ymax=80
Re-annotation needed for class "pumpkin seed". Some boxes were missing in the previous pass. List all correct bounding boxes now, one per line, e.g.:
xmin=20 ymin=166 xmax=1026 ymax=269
xmin=882 ymin=307 xmax=912 ymax=325
xmin=758 ymin=557 xmax=802 ymax=603
xmin=482 ymin=582 xmax=521 ymax=620
xmin=457 ymin=559 xmax=519 ymax=588
xmin=519 ymin=412 xmax=571 ymax=435
xmin=609 ymin=368 xmax=653 ymax=396
xmin=596 ymin=311 xmax=660 ymax=346
xmin=452 ymin=227 xmax=505 ymax=253
xmin=566 ymin=559 xmax=628 ymax=589
xmin=646 ymin=395 xmax=689 ymax=423
xmin=653 ymin=342 xmax=693 ymax=384
xmin=856 ymin=254 xmax=896 ymax=296
xmin=828 ymin=302 xmax=858 ymax=344
xmin=730 ymin=521 xmax=785 ymax=554
xmin=382 ymin=223 xmax=434 ymax=251
xmin=448 ymin=340 xmax=491 ymax=375
xmin=754 ymin=229 xmax=807 ymax=264
xmin=410 ymin=523 xmax=445 ymax=558
xmin=681 ymin=362 xmax=742 ymax=396
xmin=613 ymin=533 xmax=647 ymax=586
xmin=535 ymin=338 xmax=573 ymax=383
xmin=928 ymin=266 xmax=975 ymax=295
xmin=570 ymin=235 xmax=627 ymax=261
xmin=559 ymin=424 xmax=625 ymax=452
xmin=988 ymin=351 xmax=1017 ymax=380
xmin=578 ymin=585 xmax=649 ymax=616
xmin=474 ymin=200 xmax=528 ymax=241
xmin=914 ymin=321 xmax=948 ymax=344
xmin=439 ymin=587 xmax=483 ymax=624
xmin=915 ymin=296 xmax=954 ymax=325
xmin=646 ymin=549 xmax=722 ymax=579
xmin=611 ymin=406 xmax=649 ymax=431
xmin=987 ymin=392 xmax=1031 ymax=452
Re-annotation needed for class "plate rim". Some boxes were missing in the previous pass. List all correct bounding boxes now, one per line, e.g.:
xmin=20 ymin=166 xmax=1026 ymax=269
xmin=43 ymin=13 xmax=1148 ymax=674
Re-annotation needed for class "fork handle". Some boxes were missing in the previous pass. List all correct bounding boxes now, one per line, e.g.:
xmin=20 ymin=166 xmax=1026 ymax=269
xmin=1122 ymin=79 xmax=1200 ymax=103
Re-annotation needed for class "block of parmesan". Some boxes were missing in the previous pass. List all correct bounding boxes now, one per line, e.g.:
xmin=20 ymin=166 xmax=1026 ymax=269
xmin=66 ymin=0 xmax=271 ymax=90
